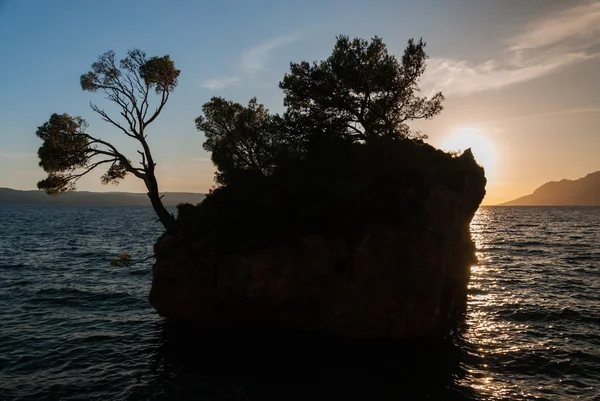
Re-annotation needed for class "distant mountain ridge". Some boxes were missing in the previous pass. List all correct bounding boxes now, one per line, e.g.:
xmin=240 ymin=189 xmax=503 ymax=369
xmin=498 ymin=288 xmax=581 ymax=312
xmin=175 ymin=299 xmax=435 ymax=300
xmin=0 ymin=188 xmax=205 ymax=206
xmin=502 ymin=171 xmax=600 ymax=206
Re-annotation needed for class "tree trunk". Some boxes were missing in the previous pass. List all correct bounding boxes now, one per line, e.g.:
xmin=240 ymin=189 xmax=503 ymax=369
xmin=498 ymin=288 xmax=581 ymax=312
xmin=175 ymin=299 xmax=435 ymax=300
xmin=145 ymin=173 xmax=178 ymax=234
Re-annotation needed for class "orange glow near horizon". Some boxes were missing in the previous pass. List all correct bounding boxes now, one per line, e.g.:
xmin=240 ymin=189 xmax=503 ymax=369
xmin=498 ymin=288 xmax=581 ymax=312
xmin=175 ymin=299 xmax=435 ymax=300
xmin=439 ymin=127 xmax=498 ymax=182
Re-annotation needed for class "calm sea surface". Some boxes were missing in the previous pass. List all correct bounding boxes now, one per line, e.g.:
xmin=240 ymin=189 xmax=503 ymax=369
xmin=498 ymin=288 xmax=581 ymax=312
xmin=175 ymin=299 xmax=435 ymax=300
xmin=1 ymin=206 xmax=599 ymax=400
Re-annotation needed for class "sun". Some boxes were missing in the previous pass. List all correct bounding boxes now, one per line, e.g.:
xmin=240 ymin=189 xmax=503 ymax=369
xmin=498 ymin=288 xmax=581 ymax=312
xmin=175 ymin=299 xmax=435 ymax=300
xmin=439 ymin=128 xmax=497 ymax=177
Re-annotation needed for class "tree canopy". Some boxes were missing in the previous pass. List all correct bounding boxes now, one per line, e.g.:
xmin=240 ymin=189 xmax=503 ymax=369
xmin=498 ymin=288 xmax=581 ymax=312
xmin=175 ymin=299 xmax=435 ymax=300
xmin=195 ymin=97 xmax=281 ymax=185
xmin=280 ymin=35 xmax=443 ymax=141
xmin=36 ymin=49 xmax=181 ymax=233
xmin=195 ymin=35 xmax=444 ymax=187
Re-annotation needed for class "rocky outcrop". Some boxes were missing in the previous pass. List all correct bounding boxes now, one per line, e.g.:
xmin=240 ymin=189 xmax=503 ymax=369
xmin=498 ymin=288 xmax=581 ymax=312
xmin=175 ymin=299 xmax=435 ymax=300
xmin=149 ymin=149 xmax=486 ymax=340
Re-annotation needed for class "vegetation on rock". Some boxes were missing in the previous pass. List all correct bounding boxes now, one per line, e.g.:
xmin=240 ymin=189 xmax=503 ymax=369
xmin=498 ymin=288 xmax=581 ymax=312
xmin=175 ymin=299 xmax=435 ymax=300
xmin=195 ymin=35 xmax=444 ymax=188
xmin=34 ymin=34 xmax=481 ymax=249
xmin=110 ymin=252 xmax=133 ymax=267
xmin=35 ymin=49 xmax=180 ymax=233
xmin=184 ymin=35 xmax=466 ymax=251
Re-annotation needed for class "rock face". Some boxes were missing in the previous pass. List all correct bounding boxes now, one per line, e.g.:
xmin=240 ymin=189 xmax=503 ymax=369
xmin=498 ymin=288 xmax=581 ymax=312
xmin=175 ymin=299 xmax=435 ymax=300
xmin=149 ymin=149 xmax=486 ymax=340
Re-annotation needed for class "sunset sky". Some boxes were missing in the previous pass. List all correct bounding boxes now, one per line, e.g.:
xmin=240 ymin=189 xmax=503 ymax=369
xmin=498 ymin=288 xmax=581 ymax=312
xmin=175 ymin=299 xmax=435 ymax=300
xmin=1 ymin=0 xmax=599 ymax=205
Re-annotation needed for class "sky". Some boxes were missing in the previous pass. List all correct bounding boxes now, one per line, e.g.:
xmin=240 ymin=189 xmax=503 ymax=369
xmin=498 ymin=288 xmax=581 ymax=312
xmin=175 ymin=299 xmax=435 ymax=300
xmin=0 ymin=0 xmax=599 ymax=205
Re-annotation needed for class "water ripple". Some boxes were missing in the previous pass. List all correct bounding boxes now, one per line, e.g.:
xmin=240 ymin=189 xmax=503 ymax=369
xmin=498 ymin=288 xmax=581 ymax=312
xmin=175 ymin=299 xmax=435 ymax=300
xmin=1 ymin=205 xmax=599 ymax=399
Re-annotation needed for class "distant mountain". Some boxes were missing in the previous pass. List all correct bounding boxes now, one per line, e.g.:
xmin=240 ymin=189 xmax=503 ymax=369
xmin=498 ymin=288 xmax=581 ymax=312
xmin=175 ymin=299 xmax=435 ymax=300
xmin=0 ymin=188 xmax=205 ymax=206
xmin=502 ymin=171 xmax=600 ymax=206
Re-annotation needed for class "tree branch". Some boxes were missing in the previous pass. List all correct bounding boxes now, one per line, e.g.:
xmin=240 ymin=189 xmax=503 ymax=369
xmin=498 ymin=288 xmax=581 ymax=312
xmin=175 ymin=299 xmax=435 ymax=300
xmin=90 ymin=103 xmax=137 ymax=139
xmin=82 ymin=133 xmax=145 ymax=180
xmin=345 ymin=123 xmax=366 ymax=139
xmin=69 ymin=158 xmax=118 ymax=182
xmin=140 ymin=83 xmax=150 ymax=122
xmin=137 ymin=150 xmax=147 ymax=169
xmin=144 ymin=90 xmax=168 ymax=127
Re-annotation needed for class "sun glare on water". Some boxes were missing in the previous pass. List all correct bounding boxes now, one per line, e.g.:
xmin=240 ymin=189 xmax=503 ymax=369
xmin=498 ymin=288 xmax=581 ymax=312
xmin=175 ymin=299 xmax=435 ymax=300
xmin=440 ymin=128 xmax=497 ymax=178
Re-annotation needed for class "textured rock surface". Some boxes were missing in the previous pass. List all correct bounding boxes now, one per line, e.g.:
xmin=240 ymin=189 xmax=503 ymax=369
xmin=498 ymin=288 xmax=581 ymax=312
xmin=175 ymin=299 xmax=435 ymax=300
xmin=149 ymin=149 xmax=486 ymax=340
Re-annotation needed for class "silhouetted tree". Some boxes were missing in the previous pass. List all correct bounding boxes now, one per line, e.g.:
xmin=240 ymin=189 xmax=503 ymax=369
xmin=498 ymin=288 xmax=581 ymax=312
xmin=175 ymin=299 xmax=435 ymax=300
xmin=196 ymin=97 xmax=302 ymax=185
xmin=195 ymin=35 xmax=444 ymax=188
xmin=35 ymin=49 xmax=180 ymax=233
xmin=279 ymin=35 xmax=443 ymax=142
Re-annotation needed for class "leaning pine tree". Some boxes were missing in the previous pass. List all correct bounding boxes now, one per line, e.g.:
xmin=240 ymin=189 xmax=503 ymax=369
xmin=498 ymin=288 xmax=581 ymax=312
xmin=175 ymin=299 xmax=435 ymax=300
xmin=35 ymin=49 xmax=180 ymax=234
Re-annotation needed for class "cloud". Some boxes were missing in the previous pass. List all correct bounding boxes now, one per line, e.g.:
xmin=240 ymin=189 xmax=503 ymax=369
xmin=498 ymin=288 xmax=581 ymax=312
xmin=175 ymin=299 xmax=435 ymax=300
xmin=241 ymin=36 xmax=296 ymax=75
xmin=202 ymin=34 xmax=297 ymax=90
xmin=422 ymin=1 xmax=600 ymax=97
xmin=482 ymin=107 xmax=600 ymax=126
xmin=423 ymin=53 xmax=596 ymax=97
xmin=507 ymin=1 xmax=600 ymax=51
xmin=201 ymin=77 xmax=240 ymax=89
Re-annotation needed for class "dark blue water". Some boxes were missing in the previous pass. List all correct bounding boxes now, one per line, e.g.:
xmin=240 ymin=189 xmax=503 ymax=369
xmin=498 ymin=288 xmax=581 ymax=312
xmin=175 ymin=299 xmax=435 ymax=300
xmin=1 ymin=206 xmax=599 ymax=400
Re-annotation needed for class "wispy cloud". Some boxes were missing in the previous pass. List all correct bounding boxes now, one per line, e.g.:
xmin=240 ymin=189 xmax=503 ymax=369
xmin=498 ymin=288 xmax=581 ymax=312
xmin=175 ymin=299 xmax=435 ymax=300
xmin=241 ymin=36 xmax=296 ymax=75
xmin=507 ymin=2 xmax=600 ymax=51
xmin=202 ymin=34 xmax=297 ymax=90
xmin=423 ymin=53 xmax=596 ymax=97
xmin=201 ymin=77 xmax=240 ymax=89
xmin=482 ymin=107 xmax=600 ymax=126
xmin=422 ymin=1 xmax=600 ymax=97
